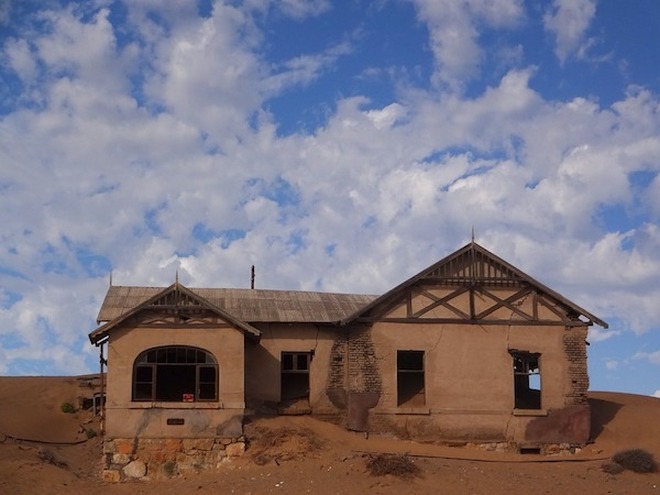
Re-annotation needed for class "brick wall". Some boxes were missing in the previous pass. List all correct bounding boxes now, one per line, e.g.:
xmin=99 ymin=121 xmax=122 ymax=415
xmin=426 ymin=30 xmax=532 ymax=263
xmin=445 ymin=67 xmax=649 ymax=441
xmin=563 ymin=328 xmax=589 ymax=406
xmin=326 ymin=329 xmax=348 ymax=409
xmin=347 ymin=325 xmax=382 ymax=395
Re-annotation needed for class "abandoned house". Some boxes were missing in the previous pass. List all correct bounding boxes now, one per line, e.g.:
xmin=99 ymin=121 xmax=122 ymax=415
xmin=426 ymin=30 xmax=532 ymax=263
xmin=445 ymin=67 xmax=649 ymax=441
xmin=88 ymin=241 xmax=608 ymax=479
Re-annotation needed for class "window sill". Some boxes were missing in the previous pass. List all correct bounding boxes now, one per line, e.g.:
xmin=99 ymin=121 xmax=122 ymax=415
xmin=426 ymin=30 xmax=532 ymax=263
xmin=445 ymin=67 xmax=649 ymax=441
xmin=129 ymin=402 xmax=223 ymax=409
xmin=377 ymin=407 xmax=431 ymax=415
xmin=513 ymin=408 xmax=547 ymax=417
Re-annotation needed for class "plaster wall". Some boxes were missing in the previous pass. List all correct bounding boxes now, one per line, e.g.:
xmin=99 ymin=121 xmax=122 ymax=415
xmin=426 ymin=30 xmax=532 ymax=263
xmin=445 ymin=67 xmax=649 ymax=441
xmin=245 ymin=323 xmax=338 ymax=412
xmin=105 ymin=323 xmax=245 ymax=439
xmin=367 ymin=322 xmax=588 ymax=443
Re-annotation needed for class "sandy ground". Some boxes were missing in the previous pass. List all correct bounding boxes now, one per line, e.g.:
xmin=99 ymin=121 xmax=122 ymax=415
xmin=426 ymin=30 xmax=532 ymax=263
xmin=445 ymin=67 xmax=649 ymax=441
xmin=0 ymin=376 xmax=658 ymax=494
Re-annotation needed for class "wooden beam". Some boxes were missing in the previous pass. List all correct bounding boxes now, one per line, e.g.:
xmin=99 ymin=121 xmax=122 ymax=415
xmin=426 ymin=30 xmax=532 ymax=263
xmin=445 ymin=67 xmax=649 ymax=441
xmin=354 ymin=317 xmax=589 ymax=326
xmin=473 ymin=288 xmax=533 ymax=321
xmin=411 ymin=286 xmax=470 ymax=319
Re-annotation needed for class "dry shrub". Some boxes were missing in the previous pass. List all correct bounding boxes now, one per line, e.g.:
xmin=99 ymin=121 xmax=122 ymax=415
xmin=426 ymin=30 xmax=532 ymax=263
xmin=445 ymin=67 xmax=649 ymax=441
xmin=611 ymin=449 xmax=657 ymax=473
xmin=365 ymin=454 xmax=421 ymax=479
xmin=247 ymin=426 xmax=325 ymax=465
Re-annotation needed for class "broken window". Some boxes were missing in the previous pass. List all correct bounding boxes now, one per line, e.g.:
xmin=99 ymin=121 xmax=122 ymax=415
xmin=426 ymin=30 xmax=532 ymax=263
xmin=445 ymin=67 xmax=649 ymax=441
xmin=397 ymin=350 xmax=425 ymax=407
xmin=281 ymin=352 xmax=311 ymax=401
xmin=510 ymin=351 xmax=541 ymax=409
xmin=132 ymin=346 xmax=218 ymax=402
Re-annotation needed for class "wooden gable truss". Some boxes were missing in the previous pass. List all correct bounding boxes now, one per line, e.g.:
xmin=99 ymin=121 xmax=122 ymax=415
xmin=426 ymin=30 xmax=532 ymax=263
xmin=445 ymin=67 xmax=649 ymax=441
xmin=343 ymin=242 xmax=608 ymax=328
xmin=89 ymin=282 xmax=261 ymax=345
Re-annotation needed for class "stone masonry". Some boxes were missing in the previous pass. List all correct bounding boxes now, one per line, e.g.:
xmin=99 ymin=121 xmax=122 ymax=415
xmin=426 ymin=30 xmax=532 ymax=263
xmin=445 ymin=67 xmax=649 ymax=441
xmin=102 ymin=436 xmax=246 ymax=482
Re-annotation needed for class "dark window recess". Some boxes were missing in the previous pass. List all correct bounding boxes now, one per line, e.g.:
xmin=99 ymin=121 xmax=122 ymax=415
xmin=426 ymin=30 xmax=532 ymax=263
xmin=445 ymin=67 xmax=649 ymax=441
xmin=132 ymin=346 xmax=218 ymax=402
xmin=511 ymin=351 xmax=541 ymax=409
xmin=281 ymin=352 xmax=311 ymax=401
xmin=397 ymin=350 xmax=425 ymax=407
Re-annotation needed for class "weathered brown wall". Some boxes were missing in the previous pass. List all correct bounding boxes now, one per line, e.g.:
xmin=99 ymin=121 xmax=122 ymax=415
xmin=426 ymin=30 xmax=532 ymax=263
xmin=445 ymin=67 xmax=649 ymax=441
xmin=244 ymin=323 xmax=339 ymax=413
xmin=104 ymin=298 xmax=591 ymax=447
xmin=360 ymin=321 xmax=590 ymax=444
xmin=105 ymin=322 xmax=245 ymax=439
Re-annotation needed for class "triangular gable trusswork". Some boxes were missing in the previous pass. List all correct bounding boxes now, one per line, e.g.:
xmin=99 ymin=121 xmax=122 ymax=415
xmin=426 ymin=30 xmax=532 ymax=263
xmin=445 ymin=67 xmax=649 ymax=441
xmin=89 ymin=282 xmax=262 ymax=345
xmin=343 ymin=242 xmax=608 ymax=328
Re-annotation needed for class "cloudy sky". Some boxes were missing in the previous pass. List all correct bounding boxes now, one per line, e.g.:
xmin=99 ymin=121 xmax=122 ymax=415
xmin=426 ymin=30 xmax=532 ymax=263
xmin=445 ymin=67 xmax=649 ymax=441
xmin=1 ymin=0 xmax=659 ymax=397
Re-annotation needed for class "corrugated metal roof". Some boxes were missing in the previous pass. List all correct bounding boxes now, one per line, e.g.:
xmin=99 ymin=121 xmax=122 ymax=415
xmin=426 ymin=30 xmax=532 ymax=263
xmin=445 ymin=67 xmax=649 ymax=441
xmin=97 ymin=286 xmax=377 ymax=324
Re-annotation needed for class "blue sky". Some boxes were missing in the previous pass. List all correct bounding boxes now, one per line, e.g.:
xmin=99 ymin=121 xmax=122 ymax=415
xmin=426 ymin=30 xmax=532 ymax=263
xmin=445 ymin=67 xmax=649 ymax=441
xmin=0 ymin=0 xmax=659 ymax=397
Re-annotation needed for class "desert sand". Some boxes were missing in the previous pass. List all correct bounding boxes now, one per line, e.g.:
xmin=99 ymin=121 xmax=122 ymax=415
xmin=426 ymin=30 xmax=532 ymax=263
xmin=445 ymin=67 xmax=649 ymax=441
xmin=0 ymin=376 xmax=658 ymax=494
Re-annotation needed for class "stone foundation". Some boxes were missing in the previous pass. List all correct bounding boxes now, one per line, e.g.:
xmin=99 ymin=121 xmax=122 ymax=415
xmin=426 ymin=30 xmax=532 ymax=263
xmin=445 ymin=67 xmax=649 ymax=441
xmin=102 ymin=436 xmax=246 ymax=481
xmin=467 ymin=441 xmax=582 ymax=455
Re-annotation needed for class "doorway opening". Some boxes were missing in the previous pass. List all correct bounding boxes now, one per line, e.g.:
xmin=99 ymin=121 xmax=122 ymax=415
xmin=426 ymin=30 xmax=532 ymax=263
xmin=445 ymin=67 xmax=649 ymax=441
xmin=280 ymin=352 xmax=312 ymax=413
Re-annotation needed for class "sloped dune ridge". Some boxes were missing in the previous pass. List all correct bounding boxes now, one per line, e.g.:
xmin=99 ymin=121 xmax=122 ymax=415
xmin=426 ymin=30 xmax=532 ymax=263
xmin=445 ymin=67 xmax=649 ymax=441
xmin=0 ymin=377 xmax=658 ymax=494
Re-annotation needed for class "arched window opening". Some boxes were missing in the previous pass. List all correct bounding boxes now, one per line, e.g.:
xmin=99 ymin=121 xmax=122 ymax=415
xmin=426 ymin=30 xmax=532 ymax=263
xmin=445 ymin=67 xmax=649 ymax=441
xmin=133 ymin=346 xmax=218 ymax=402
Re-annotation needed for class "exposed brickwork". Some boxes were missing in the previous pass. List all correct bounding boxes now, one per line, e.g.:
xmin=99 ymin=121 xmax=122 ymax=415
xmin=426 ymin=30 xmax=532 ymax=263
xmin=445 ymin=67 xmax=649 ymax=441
xmin=326 ymin=329 xmax=348 ymax=409
xmin=563 ymin=328 xmax=589 ymax=406
xmin=347 ymin=325 xmax=382 ymax=395
xmin=102 ymin=436 xmax=245 ymax=481
xmin=324 ymin=325 xmax=383 ymax=429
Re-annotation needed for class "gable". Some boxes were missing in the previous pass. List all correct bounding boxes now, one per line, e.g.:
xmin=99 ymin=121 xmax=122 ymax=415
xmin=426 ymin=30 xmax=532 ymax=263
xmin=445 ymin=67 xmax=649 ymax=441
xmin=89 ymin=283 xmax=261 ymax=345
xmin=344 ymin=242 xmax=608 ymax=328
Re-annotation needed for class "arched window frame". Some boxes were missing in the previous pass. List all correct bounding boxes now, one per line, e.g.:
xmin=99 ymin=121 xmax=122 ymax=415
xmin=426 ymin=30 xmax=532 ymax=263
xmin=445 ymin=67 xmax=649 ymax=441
xmin=132 ymin=346 xmax=218 ymax=402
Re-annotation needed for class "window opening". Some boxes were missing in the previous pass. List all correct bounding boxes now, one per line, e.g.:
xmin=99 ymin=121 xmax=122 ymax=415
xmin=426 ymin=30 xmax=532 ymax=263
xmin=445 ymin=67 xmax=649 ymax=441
xmin=132 ymin=346 xmax=218 ymax=402
xmin=281 ymin=352 xmax=311 ymax=401
xmin=511 ymin=351 xmax=541 ymax=409
xmin=397 ymin=350 xmax=425 ymax=407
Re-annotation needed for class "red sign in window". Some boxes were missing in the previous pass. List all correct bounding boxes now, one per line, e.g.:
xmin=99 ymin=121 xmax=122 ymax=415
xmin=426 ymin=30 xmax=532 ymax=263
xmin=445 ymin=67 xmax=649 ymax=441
xmin=182 ymin=393 xmax=194 ymax=402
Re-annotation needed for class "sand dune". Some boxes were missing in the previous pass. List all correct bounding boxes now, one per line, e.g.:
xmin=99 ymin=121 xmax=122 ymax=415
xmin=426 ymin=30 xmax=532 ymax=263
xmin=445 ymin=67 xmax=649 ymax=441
xmin=0 ymin=376 xmax=658 ymax=494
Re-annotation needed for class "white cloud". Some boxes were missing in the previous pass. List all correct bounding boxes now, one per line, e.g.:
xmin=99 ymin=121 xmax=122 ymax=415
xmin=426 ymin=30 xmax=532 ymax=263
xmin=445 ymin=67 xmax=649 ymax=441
xmin=605 ymin=359 xmax=618 ymax=370
xmin=3 ymin=38 xmax=38 ymax=82
xmin=543 ymin=0 xmax=596 ymax=64
xmin=36 ymin=7 xmax=135 ymax=93
xmin=143 ymin=4 xmax=263 ymax=142
xmin=1 ymin=1 xmax=660 ymax=376
xmin=634 ymin=350 xmax=660 ymax=366
xmin=278 ymin=0 xmax=331 ymax=20
xmin=588 ymin=328 xmax=621 ymax=343
xmin=411 ymin=0 xmax=524 ymax=90
xmin=262 ymin=40 xmax=353 ymax=98
xmin=365 ymin=103 xmax=407 ymax=130
xmin=653 ymin=390 xmax=660 ymax=398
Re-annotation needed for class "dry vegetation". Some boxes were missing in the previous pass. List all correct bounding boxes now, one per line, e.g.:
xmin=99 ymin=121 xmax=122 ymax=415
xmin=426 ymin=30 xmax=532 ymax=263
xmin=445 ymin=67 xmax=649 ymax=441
xmin=364 ymin=453 xmax=422 ymax=479
xmin=246 ymin=423 xmax=326 ymax=465
xmin=610 ymin=449 xmax=658 ymax=473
